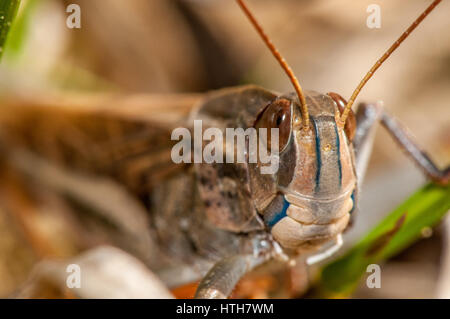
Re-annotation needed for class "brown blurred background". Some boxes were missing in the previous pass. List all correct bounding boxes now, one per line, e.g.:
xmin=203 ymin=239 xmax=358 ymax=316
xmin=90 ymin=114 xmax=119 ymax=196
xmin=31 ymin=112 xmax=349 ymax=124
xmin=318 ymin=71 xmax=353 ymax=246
xmin=0 ymin=0 xmax=449 ymax=298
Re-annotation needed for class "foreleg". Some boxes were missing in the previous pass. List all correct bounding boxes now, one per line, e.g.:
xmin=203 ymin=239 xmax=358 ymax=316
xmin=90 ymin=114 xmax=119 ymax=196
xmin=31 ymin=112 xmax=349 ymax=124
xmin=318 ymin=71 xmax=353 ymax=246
xmin=194 ymin=254 xmax=266 ymax=299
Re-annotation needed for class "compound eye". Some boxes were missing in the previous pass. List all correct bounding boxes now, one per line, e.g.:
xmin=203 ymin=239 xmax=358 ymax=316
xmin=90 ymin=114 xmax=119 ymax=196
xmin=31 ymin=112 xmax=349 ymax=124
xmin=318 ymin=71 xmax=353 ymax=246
xmin=328 ymin=92 xmax=356 ymax=142
xmin=255 ymin=98 xmax=292 ymax=152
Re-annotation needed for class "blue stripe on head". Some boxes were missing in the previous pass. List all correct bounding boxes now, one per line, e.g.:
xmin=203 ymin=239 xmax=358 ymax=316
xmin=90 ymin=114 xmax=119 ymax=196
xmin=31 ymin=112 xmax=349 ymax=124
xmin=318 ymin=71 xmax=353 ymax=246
xmin=312 ymin=117 xmax=321 ymax=193
xmin=333 ymin=122 xmax=342 ymax=186
xmin=313 ymin=116 xmax=343 ymax=194
xmin=266 ymin=197 xmax=290 ymax=228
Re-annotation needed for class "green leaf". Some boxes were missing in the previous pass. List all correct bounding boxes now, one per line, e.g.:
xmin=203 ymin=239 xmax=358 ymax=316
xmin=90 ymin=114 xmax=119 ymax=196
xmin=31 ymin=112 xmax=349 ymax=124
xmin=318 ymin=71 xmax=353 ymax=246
xmin=318 ymin=183 xmax=450 ymax=296
xmin=4 ymin=0 xmax=37 ymax=60
xmin=0 ymin=0 xmax=21 ymax=61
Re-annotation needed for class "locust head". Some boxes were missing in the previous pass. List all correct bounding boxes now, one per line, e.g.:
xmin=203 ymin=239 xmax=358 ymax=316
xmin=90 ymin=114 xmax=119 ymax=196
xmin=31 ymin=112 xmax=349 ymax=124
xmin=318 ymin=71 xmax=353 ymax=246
xmin=238 ymin=0 xmax=440 ymax=256
xmin=253 ymin=91 xmax=357 ymax=252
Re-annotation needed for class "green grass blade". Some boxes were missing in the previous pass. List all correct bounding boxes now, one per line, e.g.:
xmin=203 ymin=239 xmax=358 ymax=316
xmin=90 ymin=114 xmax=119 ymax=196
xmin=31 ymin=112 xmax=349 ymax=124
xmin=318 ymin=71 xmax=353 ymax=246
xmin=0 ymin=0 xmax=21 ymax=61
xmin=319 ymin=183 xmax=450 ymax=296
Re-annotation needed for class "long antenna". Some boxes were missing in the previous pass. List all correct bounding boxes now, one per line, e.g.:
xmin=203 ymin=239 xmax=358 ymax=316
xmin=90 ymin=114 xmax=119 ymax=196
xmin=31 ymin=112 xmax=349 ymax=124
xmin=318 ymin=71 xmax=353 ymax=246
xmin=339 ymin=0 xmax=442 ymax=126
xmin=236 ymin=0 xmax=310 ymax=129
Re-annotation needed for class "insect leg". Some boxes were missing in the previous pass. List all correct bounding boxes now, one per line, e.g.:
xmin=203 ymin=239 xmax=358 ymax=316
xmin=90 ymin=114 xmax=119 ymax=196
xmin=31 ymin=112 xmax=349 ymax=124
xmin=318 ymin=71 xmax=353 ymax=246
xmin=353 ymin=102 xmax=449 ymax=185
xmin=380 ymin=110 xmax=449 ymax=185
xmin=353 ymin=102 xmax=384 ymax=185
xmin=306 ymin=234 xmax=343 ymax=265
xmin=347 ymin=103 xmax=384 ymax=225
xmin=194 ymin=254 xmax=266 ymax=299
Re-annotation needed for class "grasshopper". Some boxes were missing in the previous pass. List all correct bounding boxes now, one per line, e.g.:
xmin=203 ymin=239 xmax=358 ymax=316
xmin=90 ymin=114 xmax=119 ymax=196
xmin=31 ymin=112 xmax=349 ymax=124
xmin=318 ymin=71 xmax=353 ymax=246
xmin=0 ymin=0 xmax=448 ymax=299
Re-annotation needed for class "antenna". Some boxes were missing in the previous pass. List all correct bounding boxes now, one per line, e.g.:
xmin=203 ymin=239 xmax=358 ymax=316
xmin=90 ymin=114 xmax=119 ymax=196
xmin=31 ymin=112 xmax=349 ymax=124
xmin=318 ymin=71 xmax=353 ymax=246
xmin=339 ymin=0 xmax=442 ymax=126
xmin=236 ymin=0 xmax=310 ymax=129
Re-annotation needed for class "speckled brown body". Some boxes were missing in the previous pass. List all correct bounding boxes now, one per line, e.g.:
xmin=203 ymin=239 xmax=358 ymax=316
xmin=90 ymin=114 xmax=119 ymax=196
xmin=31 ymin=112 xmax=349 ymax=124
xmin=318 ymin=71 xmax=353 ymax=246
xmin=0 ymin=85 xmax=357 ymax=287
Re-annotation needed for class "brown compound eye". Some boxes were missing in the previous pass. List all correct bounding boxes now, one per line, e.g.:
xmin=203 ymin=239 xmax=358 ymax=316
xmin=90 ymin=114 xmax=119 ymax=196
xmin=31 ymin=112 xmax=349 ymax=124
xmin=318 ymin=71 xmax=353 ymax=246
xmin=255 ymin=98 xmax=292 ymax=152
xmin=327 ymin=92 xmax=356 ymax=142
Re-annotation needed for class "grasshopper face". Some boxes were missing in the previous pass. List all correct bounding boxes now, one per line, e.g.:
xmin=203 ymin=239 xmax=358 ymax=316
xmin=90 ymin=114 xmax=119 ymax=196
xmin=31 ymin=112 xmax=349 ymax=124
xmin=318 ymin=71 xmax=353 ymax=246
xmin=257 ymin=91 xmax=356 ymax=251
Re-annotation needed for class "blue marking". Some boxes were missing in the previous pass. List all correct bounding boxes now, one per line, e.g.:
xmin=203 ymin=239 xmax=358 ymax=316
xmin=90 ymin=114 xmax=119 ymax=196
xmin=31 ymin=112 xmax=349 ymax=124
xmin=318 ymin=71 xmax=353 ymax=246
xmin=266 ymin=198 xmax=290 ymax=228
xmin=312 ymin=117 xmax=321 ymax=193
xmin=333 ymin=122 xmax=342 ymax=186
xmin=350 ymin=191 xmax=356 ymax=214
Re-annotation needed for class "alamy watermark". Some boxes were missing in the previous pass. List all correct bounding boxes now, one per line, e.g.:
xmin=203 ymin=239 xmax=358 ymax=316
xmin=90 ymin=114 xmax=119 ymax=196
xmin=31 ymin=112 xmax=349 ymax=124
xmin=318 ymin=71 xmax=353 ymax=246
xmin=171 ymin=120 xmax=280 ymax=174
xmin=66 ymin=4 xmax=81 ymax=29
xmin=366 ymin=264 xmax=381 ymax=289
xmin=367 ymin=4 xmax=381 ymax=29
xmin=66 ymin=263 xmax=81 ymax=289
